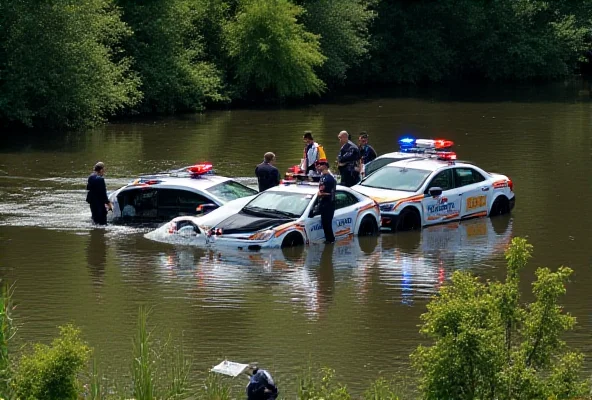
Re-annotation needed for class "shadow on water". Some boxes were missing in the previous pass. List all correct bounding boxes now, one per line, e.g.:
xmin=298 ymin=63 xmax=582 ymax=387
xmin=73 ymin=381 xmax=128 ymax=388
xmin=86 ymin=229 xmax=107 ymax=287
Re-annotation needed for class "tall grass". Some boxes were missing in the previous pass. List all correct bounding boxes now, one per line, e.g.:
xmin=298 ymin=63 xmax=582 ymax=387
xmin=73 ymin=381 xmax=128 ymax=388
xmin=362 ymin=377 xmax=401 ymax=400
xmin=199 ymin=372 xmax=233 ymax=400
xmin=132 ymin=306 xmax=155 ymax=400
xmin=0 ymin=282 xmax=15 ymax=398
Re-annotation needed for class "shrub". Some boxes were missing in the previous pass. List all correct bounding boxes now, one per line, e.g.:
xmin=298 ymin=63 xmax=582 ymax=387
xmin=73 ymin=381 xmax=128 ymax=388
xmin=412 ymin=237 xmax=590 ymax=400
xmin=12 ymin=324 xmax=90 ymax=400
xmin=297 ymin=366 xmax=350 ymax=400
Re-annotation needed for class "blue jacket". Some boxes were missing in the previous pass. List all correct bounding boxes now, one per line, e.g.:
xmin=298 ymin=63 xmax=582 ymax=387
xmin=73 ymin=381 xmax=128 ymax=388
xmin=255 ymin=162 xmax=280 ymax=192
xmin=86 ymin=174 xmax=109 ymax=205
xmin=246 ymin=369 xmax=278 ymax=400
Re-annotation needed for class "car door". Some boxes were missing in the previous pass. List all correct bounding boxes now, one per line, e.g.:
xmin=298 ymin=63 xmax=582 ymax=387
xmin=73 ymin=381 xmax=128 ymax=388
xmin=305 ymin=195 xmax=325 ymax=242
xmin=421 ymin=168 xmax=461 ymax=226
xmin=332 ymin=191 xmax=359 ymax=237
xmin=454 ymin=167 xmax=491 ymax=219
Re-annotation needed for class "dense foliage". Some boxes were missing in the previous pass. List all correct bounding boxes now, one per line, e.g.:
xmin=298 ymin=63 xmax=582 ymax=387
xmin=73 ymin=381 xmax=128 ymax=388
xmin=0 ymin=0 xmax=590 ymax=129
xmin=0 ymin=0 xmax=140 ymax=130
xmin=412 ymin=237 xmax=590 ymax=400
xmin=12 ymin=325 xmax=90 ymax=400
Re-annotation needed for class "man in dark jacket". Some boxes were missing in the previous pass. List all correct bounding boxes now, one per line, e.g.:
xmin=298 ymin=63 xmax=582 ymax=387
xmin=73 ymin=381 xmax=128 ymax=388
xmin=86 ymin=162 xmax=112 ymax=225
xmin=337 ymin=130 xmax=360 ymax=187
xmin=246 ymin=366 xmax=278 ymax=400
xmin=358 ymin=131 xmax=377 ymax=165
xmin=255 ymin=152 xmax=280 ymax=192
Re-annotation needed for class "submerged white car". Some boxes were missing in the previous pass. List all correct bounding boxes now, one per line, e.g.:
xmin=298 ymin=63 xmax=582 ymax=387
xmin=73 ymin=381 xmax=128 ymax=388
xmin=147 ymin=182 xmax=381 ymax=249
xmin=108 ymin=163 xmax=257 ymax=223
xmin=352 ymin=157 xmax=515 ymax=232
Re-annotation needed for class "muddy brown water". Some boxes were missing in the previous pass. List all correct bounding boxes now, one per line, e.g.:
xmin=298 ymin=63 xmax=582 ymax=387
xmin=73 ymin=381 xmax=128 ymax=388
xmin=0 ymin=81 xmax=591 ymax=394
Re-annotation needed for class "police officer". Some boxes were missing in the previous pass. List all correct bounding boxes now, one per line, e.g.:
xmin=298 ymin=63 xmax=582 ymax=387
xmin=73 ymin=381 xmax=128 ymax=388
xmin=86 ymin=162 xmax=112 ymax=225
xmin=246 ymin=365 xmax=278 ymax=400
xmin=255 ymin=152 xmax=280 ymax=192
xmin=316 ymin=159 xmax=336 ymax=244
xmin=337 ymin=130 xmax=361 ymax=187
xmin=358 ymin=131 xmax=377 ymax=165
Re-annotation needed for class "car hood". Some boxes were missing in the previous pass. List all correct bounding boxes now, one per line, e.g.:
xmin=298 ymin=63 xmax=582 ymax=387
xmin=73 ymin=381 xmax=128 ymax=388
xmin=351 ymin=185 xmax=414 ymax=204
xmin=215 ymin=212 xmax=294 ymax=235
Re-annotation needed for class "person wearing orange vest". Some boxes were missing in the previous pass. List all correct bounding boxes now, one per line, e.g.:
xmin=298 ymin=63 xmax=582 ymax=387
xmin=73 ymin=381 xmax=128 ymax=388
xmin=300 ymin=131 xmax=327 ymax=176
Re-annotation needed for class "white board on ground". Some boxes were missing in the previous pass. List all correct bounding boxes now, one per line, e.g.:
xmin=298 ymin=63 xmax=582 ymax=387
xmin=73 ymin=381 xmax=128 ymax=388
xmin=211 ymin=360 xmax=249 ymax=377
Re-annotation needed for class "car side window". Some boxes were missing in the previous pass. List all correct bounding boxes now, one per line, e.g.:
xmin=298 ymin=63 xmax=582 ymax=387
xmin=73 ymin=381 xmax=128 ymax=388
xmin=426 ymin=169 xmax=454 ymax=192
xmin=335 ymin=191 xmax=359 ymax=210
xmin=158 ymin=189 xmax=210 ymax=219
xmin=454 ymin=168 xmax=485 ymax=188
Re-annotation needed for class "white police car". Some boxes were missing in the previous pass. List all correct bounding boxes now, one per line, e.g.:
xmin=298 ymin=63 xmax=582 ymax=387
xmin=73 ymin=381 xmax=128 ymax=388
xmin=148 ymin=182 xmax=381 ymax=249
xmin=109 ymin=163 xmax=257 ymax=223
xmin=352 ymin=137 xmax=515 ymax=231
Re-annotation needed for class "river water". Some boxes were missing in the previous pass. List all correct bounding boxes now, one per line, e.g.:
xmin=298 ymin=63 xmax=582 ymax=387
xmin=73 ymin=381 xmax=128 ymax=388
xmin=0 ymin=81 xmax=591 ymax=394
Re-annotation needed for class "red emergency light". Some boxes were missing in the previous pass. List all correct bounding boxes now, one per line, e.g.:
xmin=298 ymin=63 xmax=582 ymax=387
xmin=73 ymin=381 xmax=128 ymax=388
xmin=187 ymin=163 xmax=213 ymax=175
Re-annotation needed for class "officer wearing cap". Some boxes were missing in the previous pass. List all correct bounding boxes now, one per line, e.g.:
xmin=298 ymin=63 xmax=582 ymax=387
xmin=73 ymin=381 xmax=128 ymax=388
xmin=316 ymin=159 xmax=336 ymax=244
xmin=86 ymin=162 xmax=112 ymax=225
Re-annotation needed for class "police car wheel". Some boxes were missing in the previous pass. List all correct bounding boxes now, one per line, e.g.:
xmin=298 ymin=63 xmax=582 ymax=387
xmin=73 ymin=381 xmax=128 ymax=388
xmin=396 ymin=208 xmax=421 ymax=232
xmin=490 ymin=196 xmax=510 ymax=216
xmin=281 ymin=232 xmax=304 ymax=248
xmin=358 ymin=216 xmax=378 ymax=236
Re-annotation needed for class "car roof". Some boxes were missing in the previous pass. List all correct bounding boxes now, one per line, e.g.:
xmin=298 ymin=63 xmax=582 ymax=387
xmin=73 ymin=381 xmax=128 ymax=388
xmin=267 ymin=183 xmax=320 ymax=194
xmin=384 ymin=158 xmax=476 ymax=172
xmin=123 ymin=174 xmax=233 ymax=191
xmin=374 ymin=151 xmax=418 ymax=160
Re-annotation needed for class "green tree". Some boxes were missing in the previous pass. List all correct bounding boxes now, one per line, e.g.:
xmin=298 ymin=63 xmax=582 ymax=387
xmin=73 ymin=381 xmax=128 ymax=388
xmin=224 ymin=0 xmax=326 ymax=99
xmin=12 ymin=325 xmax=90 ymax=400
xmin=0 ymin=0 xmax=140 ymax=130
xmin=296 ymin=0 xmax=374 ymax=86
xmin=412 ymin=237 xmax=589 ymax=400
xmin=117 ymin=0 xmax=226 ymax=114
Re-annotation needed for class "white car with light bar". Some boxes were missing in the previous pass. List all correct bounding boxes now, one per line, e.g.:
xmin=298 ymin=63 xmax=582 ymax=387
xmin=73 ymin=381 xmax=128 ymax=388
xmin=352 ymin=137 xmax=515 ymax=232
xmin=148 ymin=182 xmax=381 ymax=249
xmin=108 ymin=163 xmax=258 ymax=223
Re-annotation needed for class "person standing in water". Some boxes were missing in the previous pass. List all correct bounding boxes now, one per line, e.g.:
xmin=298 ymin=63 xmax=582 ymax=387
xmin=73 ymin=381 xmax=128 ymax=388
xmin=86 ymin=162 xmax=112 ymax=225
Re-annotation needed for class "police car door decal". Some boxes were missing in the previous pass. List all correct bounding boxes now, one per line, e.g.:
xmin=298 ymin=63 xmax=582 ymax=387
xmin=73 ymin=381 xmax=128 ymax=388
xmin=423 ymin=194 xmax=461 ymax=225
xmin=332 ymin=192 xmax=355 ymax=237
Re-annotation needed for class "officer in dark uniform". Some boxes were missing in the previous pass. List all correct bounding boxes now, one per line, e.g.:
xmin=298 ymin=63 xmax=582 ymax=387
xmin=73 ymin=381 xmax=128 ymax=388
xmin=255 ymin=152 xmax=280 ymax=192
xmin=246 ymin=365 xmax=278 ymax=400
xmin=316 ymin=159 xmax=336 ymax=244
xmin=86 ymin=162 xmax=112 ymax=225
xmin=337 ymin=130 xmax=361 ymax=187
xmin=358 ymin=131 xmax=377 ymax=165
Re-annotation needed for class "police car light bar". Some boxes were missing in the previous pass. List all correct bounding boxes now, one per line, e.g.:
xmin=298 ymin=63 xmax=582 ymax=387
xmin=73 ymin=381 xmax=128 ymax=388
xmin=398 ymin=136 xmax=456 ymax=161
xmin=398 ymin=136 xmax=454 ymax=150
xmin=187 ymin=163 xmax=213 ymax=176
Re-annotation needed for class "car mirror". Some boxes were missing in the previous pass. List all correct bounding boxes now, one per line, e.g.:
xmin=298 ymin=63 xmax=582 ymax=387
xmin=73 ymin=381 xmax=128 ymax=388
xmin=428 ymin=187 xmax=443 ymax=197
xmin=196 ymin=203 xmax=218 ymax=214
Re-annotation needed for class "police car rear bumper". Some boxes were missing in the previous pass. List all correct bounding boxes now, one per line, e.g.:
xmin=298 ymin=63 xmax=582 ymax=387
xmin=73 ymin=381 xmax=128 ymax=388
xmin=509 ymin=196 xmax=516 ymax=211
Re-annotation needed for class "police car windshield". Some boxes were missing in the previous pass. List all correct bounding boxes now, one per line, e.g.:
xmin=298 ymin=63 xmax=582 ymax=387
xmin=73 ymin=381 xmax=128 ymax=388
xmin=206 ymin=181 xmax=257 ymax=202
xmin=244 ymin=191 xmax=312 ymax=218
xmin=360 ymin=166 xmax=431 ymax=192
xmin=365 ymin=157 xmax=398 ymax=176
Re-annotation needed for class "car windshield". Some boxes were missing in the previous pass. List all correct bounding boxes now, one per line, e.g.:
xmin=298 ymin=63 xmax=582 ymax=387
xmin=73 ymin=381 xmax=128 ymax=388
xmin=365 ymin=157 xmax=398 ymax=176
xmin=206 ymin=181 xmax=257 ymax=202
xmin=360 ymin=166 xmax=431 ymax=192
xmin=243 ymin=191 xmax=313 ymax=218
